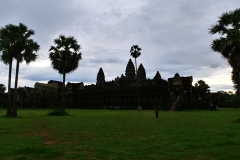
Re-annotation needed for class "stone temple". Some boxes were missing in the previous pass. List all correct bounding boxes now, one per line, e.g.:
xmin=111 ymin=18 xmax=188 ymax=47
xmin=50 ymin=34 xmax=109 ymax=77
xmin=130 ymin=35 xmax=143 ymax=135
xmin=64 ymin=58 xmax=198 ymax=110
xmin=7 ymin=58 xmax=201 ymax=110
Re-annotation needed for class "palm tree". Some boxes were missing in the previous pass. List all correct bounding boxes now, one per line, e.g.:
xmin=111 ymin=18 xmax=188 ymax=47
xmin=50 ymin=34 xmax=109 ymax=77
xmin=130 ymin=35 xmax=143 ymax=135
xmin=49 ymin=35 xmax=82 ymax=114
xmin=13 ymin=24 xmax=39 ymax=117
xmin=0 ymin=24 xmax=17 ymax=116
xmin=0 ymin=23 xmax=39 ymax=117
xmin=0 ymin=23 xmax=39 ymax=116
xmin=209 ymin=8 xmax=240 ymax=95
xmin=130 ymin=45 xmax=141 ymax=113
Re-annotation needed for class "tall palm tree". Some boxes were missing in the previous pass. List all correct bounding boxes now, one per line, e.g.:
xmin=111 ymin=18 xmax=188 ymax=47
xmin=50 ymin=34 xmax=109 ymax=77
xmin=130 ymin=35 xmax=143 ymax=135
xmin=0 ymin=23 xmax=35 ymax=116
xmin=49 ymin=35 xmax=82 ymax=114
xmin=0 ymin=23 xmax=39 ymax=117
xmin=130 ymin=45 xmax=141 ymax=113
xmin=13 ymin=24 xmax=39 ymax=117
xmin=0 ymin=24 xmax=16 ymax=116
xmin=209 ymin=8 xmax=240 ymax=94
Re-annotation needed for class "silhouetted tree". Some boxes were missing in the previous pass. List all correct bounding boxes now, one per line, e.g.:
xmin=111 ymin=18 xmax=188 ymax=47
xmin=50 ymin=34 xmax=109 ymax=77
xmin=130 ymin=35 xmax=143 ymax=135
xmin=0 ymin=84 xmax=6 ymax=108
xmin=0 ymin=24 xmax=17 ymax=115
xmin=130 ymin=45 xmax=141 ymax=113
xmin=49 ymin=35 xmax=82 ymax=114
xmin=0 ymin=84 xmax=6 ymax=94
xmin=209 ymin=8 xmax=240 ymax=95
xmin=195 ymin=80 xmax=210 ymax=94
xmin=0 ymin=23 xmax=39 ymax=117
xmin=195 ymin=80 xmax=210 ymax=103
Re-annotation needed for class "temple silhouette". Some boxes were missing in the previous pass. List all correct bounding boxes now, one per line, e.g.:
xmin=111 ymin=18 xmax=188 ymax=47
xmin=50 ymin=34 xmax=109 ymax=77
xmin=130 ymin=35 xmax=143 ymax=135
xmin=4 ymin=58 xmax=213 ymax=110
xmin=63 ymin=58 xmax=198 ymax=110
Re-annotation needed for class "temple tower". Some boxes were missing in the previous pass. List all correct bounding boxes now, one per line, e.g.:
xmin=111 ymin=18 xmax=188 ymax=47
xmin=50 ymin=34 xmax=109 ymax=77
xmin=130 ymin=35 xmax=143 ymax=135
xmin=153 ymin=71 xmax=162 ymax=81
xmin=125 ymin=59 xmax=135 ymax=80
xmin=96 ymin=67 xmax=105 ymax=85
xmin=137 ymin=63 xmax=146 ymax=82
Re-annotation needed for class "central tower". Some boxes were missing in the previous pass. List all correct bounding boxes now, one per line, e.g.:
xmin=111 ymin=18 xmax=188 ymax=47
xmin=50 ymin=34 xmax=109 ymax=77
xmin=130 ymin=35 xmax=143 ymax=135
xmin=125 ymin=59 xmax=135 ymax=80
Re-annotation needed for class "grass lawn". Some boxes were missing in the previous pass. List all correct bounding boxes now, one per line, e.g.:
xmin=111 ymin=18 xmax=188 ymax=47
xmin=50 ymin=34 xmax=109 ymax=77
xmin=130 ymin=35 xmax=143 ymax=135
xmin=0 ymin=108 xmax=240 ymax=160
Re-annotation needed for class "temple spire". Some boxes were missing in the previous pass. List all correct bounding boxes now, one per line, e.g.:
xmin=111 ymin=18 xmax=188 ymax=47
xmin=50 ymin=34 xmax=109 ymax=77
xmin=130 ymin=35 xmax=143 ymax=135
xmin=137 ymin=63 xmax=146 ymax=81
xmin=125 ymin=59 xmax=135 ymax=80
xmin=96 ymin=67 xmax=105 ymax=85
xmin=153 ymin=71 xmax=162 ymax=81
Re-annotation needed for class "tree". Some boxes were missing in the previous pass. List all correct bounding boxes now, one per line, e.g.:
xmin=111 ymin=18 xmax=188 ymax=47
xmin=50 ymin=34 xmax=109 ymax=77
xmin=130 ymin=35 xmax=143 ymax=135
xmin=0 ymin=84 xmax=6 ymax=94
xmin=195 ymin=80 xmax=210 ymax=94
xmin=0 ymin=24 xmax=18 ymax=115
xmin=49 ymin=35 xmax=82 ymax=114
xmin=0 ymin=23 xmax=39 ymax=117
xmin=195 ymin=80 xmax=211 ymax=103
xmin=130 ymin=45 xmax=141 ymax=113
xmin=209 ymin=8 xmax=240 ymax=95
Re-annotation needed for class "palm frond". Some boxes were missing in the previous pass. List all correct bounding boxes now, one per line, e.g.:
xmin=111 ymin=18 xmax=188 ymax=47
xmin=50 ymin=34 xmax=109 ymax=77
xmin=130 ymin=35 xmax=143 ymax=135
xmin=210 ymin=8 xmax=240 ymax=69
xmin=49 ymin=35 xmax=82 ymax=75
xmin=130 ymin=45 xmax=141 ymax=58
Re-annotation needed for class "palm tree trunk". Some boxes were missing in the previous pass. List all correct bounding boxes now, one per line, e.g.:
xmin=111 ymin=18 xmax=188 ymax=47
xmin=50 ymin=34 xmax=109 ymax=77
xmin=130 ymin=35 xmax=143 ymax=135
xmin=6 ymin=59 xmax=12 ymax=116
xmin=134 ymin=58 xmax=138 ymax=74
xmin=12 ymin=57 xmax=20 ymax=117
xmin=61 ymin=72 xmax=66 ymax=112
xmin=134 ymin=58 xmax=140 ymax=112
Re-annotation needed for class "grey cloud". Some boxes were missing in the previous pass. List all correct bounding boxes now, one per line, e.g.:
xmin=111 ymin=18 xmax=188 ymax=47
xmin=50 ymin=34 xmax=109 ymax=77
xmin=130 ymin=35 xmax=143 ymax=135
xmin=90 ymin=58 xmax=124 ymax=65
xmin=211 ymin=85 xmax=234 ymax=92
xmin=23 ymin=74 xmax=57 ymax=82
xmin=0 ymin=0 xmax=239 ymax=92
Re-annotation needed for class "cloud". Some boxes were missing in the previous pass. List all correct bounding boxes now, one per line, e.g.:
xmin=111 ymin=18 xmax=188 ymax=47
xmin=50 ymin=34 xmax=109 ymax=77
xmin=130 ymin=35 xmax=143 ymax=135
xmin=0 ymin=0 xmax=239 ymax=92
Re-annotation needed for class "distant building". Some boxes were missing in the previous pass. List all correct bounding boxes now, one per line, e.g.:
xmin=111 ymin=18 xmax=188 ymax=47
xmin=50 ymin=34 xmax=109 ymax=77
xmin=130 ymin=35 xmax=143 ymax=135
xmin=63 ymin=59 xmax=197 ymax=110
xmin=3 ymin=58 xmax=206 ymax=110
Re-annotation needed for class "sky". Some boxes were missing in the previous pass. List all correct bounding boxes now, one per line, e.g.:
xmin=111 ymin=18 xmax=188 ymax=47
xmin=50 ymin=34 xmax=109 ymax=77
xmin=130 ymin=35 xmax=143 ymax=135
xmin=0 ymin=0 xmax=239 ymax=92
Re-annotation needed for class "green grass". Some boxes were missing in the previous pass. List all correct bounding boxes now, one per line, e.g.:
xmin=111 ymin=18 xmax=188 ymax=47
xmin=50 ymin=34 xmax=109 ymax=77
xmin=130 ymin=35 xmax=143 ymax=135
xmin=0 ymin=108 xmax=240 ymax=160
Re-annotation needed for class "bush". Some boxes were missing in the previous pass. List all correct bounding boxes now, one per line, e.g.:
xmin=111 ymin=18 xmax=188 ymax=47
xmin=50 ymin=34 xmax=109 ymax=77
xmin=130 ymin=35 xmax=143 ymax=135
xmin=47 ymin=109 xmax=69 ymax=116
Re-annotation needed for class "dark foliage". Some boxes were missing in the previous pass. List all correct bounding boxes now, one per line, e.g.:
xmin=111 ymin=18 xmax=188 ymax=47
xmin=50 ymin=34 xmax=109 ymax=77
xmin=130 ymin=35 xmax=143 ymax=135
xmin=209 ymin=8 xmax=240 ymax=70
xmin=47 ymin=109 xmax=69 ymax=116
xmin=195 ymin=80 xmax=210 ymax=94
xmin=0 ymin=84 xmax=6 ymax=94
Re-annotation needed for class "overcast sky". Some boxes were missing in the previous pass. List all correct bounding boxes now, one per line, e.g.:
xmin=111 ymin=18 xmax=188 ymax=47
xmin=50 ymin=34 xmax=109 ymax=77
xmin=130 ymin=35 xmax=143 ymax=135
xmin=0 ymin=0 xmax=239 ymax=92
